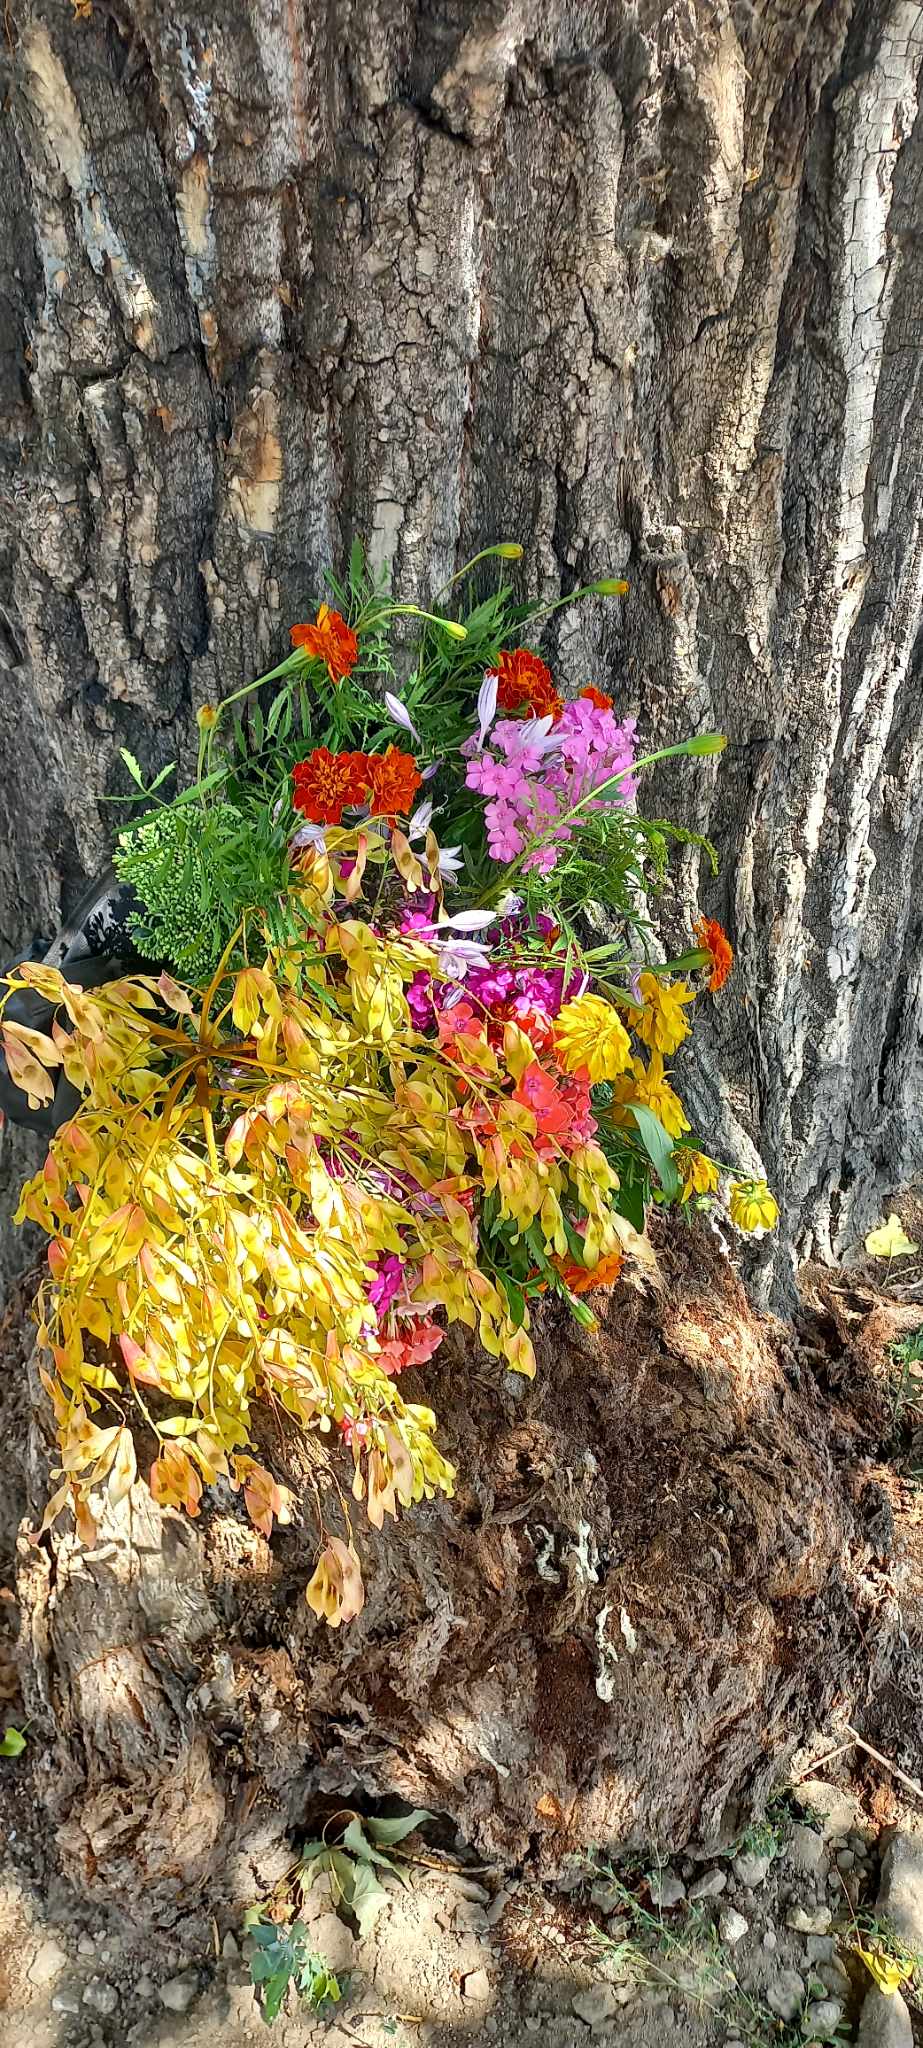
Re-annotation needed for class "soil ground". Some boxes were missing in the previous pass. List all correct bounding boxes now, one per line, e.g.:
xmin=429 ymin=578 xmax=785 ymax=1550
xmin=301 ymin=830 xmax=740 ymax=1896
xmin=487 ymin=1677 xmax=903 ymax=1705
xmin=2 ymin=1740 xmax=923 ymax=2047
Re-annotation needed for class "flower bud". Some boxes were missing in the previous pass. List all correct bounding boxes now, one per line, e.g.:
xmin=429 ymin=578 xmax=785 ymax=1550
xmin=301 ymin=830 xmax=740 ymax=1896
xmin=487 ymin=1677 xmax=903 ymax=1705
xmin=592 ymin=578 xmax=630 ymax=596
xmin=196 ymin=704 xmax=218 ymax=730
xmin=686 ymin=733 xmax=727 ymax=755
xmin=495 ymin=542 xmax=524 ymax=559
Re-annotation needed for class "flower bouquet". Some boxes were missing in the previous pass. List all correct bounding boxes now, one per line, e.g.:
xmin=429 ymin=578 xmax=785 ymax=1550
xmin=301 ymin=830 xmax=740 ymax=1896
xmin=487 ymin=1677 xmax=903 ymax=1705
xmin=0 ymin=542 xmax=776 ymax=1624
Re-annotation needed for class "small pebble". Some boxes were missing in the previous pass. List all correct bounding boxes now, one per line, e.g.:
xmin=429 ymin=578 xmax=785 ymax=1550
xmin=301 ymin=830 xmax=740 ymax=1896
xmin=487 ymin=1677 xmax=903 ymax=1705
xmin=589 ymin=1880 xmax=625 ymax=1916
xmin=77 ymin=1933 xmax=97 ymax=1957
xmin=83 ymin=1981 xmax=118 ymax=2017
xmin=806 ymin=1998 xmax=844 ymax=2033
xmin=732 ymin=1851 xmax=771 ymax=1888
xmin=462 ymin=1968 xmax=491 ymax=2001
xmin=525 ymin=2022 xmax=542 ymax=2035
xmin=454 ymin=1899 xmax=490 ymax=1933
xmin=805 ymin=1935 xmax=835 ymax=1962
xmin=719 ymin=1908 xmax=748 ymax=1945
xmin=836 ymin=1848 xmax=855 ymax=1872
xmin=789 ymin=1823 xmax=829 ymax=1877
xmin=648 ymin=1872 xmax=686 ymax=1908
xmin=787 ymin=1905 xmax=832 ymax=1935
xmin=487 ymin=1887 xmax=515 ymax=1926
xmin=766 ymin=1968 xmax=806 ymax=2022
xmin=136 ymin=1975 xmax=156 ymax=1998
xmin=762 ymin=1928 xmax=777 ymax=1951
xmin=159 ymin=1972 xmax=200 ymax=2015
xmin=451 ymin=1876 xmax=491 ymax=1904
xmin=688 ymin=1869 xmax=727 ymax=1901
xmin=28 ymin=1938 xmax=69 ymax=1987
xmin=51 ymin=1986 xmax=83 ymax=2016
xmin=572 ymin=1984 xmax=619 ymax=2027
xmin=221 ymin=1931 xmax=239 ymax=1961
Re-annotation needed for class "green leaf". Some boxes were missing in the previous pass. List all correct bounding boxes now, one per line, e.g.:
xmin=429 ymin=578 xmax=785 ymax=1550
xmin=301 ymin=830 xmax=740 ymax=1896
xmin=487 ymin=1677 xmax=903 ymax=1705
xmin=349 ymin=1861 xmax=390 ymax=1939
xmin=626 ymin=1104 xmax=681 ymax=1201
xmin=614 ymin=1174 xmax=647 ymax=1233
xmin=365 ymin=1808 xmax=433 ymax=1847
xmin=349 ymin=536 xmax=365 ymax=595
xmin=119 ymin=747 xmax=145 ymax=788
xmin=267 ymin=691 xmax=291 ymax=738
xmin=498 ymin=1276 xmax=526 ymax=1330
xmin=327 ymin=1849 xmax=360 ymax=1906
xmin=260 ymin=1964 xmax=292 ymax=2023
xmin=0 ymin=1726 xmax=26 ymax=1758
xmin=341 ymin=1817 xmax=395 ymax=1869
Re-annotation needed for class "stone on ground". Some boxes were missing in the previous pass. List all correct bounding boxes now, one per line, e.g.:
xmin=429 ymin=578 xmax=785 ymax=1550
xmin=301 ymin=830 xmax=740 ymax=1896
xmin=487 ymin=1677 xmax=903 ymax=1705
xmin=877 ymin=1828 xmax=923 ymax=1947
xmin=857 ymin=1986 xmax=913 ymax=2047
xmin=572 ymin=1983 xmax=620 ymax=2028
xmin=792 ymin=1780 xmax=867 ymax=1841
xmin=765 ymin=1968 xmax=805 ymax=2020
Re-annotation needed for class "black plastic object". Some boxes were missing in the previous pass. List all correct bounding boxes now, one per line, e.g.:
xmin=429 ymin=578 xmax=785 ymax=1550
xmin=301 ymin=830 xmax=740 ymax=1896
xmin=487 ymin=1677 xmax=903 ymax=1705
xmin=0 ymin=867 xmax=146 ymax=1137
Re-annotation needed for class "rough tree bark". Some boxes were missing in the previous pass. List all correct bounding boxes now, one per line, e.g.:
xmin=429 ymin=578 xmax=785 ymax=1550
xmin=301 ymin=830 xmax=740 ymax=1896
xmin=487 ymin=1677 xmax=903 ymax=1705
xmin=2 ymin=0 xmax=923 ymax=1931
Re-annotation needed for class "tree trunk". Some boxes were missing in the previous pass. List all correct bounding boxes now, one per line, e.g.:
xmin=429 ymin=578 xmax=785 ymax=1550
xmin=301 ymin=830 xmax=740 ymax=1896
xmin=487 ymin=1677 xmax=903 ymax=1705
xmin=3 ymin=0 xmax=923 ymax=1293
xmin=3 ymin=0 xmax=923 ymax=1933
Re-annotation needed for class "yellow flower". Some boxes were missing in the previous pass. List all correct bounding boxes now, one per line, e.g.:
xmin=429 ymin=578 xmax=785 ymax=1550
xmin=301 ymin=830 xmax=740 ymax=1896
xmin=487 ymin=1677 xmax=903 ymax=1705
xmin=554 ymin=994 xmax=632 ymax=1082
xmin=678 ymin=1150 xmax=721 ymax=1200
xmin=728 ymin=1178 xmax=779 ymax=1232
xmin=627 ymin=972 xmax=697 ymax=1055
xmin=626 ymin=1051 xmax=690 ymax=1140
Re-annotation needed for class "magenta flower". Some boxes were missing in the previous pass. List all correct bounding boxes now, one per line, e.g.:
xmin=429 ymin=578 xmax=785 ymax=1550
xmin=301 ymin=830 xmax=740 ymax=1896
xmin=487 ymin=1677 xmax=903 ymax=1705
xmin=368 ymin=1253 xmax=406 ymax=1316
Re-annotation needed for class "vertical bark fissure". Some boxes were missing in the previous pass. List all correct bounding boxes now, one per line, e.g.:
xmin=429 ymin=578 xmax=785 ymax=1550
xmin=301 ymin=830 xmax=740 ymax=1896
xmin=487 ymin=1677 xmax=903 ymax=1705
xmin=2 ymin=0 xmax=923 ymax=1300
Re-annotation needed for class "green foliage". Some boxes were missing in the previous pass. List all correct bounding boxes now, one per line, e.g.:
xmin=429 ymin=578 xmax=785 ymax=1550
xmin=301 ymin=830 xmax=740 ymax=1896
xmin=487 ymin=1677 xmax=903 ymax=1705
xmin=246 ymin=1919 xmax=342 ymax=2025
xmin=892 ymin=1326 xmax=923 ymax=1367
xmin=0 ymin=1725 xmax=26 ymax=1758
xmin=298 ymin=1810 xmax=433 ymax=1939
xmin=244 ymin=1808 xmax=432 ymax=2023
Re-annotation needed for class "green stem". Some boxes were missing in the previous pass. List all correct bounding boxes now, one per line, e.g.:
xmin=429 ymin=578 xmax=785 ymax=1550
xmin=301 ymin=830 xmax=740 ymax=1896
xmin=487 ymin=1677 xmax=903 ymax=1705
xmin=434 ymin=544 xmax=521 ymax=599
xmin=526 ymin=578 xmax=629 ymax=626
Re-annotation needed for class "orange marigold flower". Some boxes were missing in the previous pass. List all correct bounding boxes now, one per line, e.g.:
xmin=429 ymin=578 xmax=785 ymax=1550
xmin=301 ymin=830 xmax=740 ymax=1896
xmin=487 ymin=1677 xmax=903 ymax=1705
xmin=556 ymin=1250 xmax=623 ymax=1294
xmin=695 ymin=914 xmax=734 ymax=993
xmin=290 ymin=603 xmax=358 ymax=682
xmin=366 ymin=745 xmax=423 ymax=818
xmin=292 ymin=747 xmax=368 ymax=825
xmin=496 ymin=647 xmax=563 ymax=722
xmin=579 ymin=685 xmax=614 ymax=711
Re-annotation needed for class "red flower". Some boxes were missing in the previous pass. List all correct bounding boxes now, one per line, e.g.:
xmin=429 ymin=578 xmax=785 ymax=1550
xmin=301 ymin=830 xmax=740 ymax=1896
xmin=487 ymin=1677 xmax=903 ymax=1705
xmin=290 ymin=603 xmax=358 ymax=682
xmin=292 ymin=748 xmax=368 ymax=825
xmin=695 ymin=915 xmax=734 ymax=993
xmin=376 ymin=1319 xmax=444 ymax=1377
xmin=496 ymin=647 xmax=563 ymax=722
xmin=495 ymin=1002 xmax=556 ymax=1055
xmin=579 ymin=685 xmax=614 ymax=711
xmin=366 ymin=745 xmax=423 ymax=818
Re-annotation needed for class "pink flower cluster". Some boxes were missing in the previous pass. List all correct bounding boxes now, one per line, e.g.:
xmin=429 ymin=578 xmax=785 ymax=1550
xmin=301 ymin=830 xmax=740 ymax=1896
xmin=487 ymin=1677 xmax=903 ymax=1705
xmin=465 ymin=698 xmax=637 ymax=874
